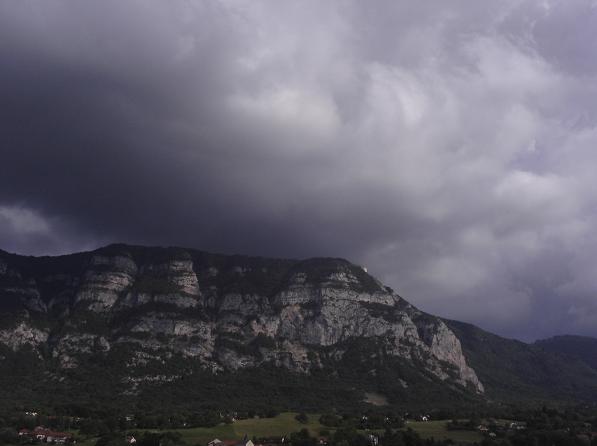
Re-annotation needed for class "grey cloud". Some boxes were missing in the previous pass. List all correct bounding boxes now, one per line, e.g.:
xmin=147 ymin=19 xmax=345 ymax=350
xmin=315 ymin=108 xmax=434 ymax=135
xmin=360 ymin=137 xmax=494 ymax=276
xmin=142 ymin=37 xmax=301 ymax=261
xmin=1 ymin=0 xmax=597 ymax=340
xmin=0 ymin=205 xmax=103 ymax=256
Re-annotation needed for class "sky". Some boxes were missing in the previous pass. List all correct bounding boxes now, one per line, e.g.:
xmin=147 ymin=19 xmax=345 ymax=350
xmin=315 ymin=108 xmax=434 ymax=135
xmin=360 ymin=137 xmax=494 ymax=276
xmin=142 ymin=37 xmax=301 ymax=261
xmin=1 ymin=1 xmax=597 ymax=341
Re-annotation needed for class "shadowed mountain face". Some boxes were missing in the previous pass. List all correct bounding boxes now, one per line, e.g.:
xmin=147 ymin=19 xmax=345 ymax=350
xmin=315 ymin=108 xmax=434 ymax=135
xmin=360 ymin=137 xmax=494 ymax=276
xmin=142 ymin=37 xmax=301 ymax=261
xmin=446 ymin=321 xmax=597 ymax=403
xmin=535 ymin=335 xmax=597 ymax=371
xmin=0 ymin=244 xmax=596 ymax=413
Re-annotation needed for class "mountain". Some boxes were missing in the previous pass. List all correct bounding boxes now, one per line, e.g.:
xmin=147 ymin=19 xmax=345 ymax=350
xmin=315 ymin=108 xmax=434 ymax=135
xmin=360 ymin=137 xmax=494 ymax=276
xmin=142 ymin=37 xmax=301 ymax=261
xmin=535 ymin=335 xmax=597 ymax=371
xmin=446 ymin=321 xmax=597 ymax=403
xmin=0 ymin=244 xmax=596 ymax=415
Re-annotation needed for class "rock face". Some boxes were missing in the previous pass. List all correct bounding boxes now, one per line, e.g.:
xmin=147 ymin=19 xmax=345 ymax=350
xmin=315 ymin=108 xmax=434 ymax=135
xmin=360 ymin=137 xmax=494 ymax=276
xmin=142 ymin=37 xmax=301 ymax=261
xmin=0 ymin=244 xmax=484 ymax=401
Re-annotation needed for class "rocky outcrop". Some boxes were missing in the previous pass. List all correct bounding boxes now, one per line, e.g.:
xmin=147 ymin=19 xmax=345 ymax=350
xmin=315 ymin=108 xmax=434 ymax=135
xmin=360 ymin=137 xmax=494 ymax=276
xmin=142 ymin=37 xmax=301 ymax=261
xmin=0 ymin=322 xmax=49 ymax=351
xmin=0 ymin=244 xmax=484 ymax=397
xmin=75 ymin=254 xmax=138 ymax=311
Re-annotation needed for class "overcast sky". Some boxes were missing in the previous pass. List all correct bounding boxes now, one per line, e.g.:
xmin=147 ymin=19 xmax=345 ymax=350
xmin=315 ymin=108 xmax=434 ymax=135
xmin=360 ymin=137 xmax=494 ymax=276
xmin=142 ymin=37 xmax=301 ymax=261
xmin=1 ymin=1 xmax=597 ymax=341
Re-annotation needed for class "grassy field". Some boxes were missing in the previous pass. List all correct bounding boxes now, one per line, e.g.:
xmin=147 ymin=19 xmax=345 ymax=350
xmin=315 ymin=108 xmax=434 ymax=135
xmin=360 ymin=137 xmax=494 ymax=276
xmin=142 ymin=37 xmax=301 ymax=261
xmin=405 ymin=420 xmax=483 ymax=443
xmin=173 ymin=416 xmax=484 ymax=445
xmin=147 ymin=413 xmax=325 ymax=446
xmin=75 ymin=414 xmax=483 ymax=446
xmin=76 ymin=437 xmax=101 ymax=446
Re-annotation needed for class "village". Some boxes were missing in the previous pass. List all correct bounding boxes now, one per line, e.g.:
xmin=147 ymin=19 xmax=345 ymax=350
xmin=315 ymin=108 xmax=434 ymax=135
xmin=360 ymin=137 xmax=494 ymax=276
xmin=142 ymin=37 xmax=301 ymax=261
xmin=4 ymin=410 xmax=549 ymax=446
xmin=17 ymin=427 xmax=74 ymax=444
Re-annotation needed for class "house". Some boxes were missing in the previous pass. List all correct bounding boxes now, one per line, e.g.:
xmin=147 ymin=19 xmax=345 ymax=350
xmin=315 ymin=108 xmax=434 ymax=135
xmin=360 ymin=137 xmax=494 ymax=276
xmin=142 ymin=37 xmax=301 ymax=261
xmin=46 ymin=432 xmax=73 ymax=444
xmin=509 ymin=422 xmax=527 ymax=431
xmin=212 ymin=439 xmax=253 ymax=446
xmin=19 ymin=427 xmax=74 ymax=443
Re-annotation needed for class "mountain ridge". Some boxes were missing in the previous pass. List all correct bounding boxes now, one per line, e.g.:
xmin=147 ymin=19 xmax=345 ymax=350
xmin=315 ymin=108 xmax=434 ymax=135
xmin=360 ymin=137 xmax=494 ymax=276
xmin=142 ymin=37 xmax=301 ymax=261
xmin=535 ymin=335 xmax=597 ymax=372
xmin=1 ymin=243 xmax=596 ymax=413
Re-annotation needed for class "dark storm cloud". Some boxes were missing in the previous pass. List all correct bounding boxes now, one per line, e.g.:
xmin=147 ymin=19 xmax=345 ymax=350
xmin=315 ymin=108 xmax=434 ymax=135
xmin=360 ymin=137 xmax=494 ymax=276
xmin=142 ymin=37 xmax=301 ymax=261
xmin=2 ymin=0 xmax=597 ymax=340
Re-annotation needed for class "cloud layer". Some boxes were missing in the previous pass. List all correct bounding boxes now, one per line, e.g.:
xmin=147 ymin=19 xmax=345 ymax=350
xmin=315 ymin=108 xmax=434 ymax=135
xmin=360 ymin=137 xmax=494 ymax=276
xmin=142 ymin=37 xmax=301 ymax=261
xmin=1 ymin=0 xmax=597 ymax=340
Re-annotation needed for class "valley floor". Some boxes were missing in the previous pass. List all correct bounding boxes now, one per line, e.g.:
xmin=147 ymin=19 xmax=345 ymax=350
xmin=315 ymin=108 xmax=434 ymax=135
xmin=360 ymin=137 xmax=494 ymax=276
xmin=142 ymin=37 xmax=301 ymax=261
xmin=404 ymin=420 xmax=483 ymax=443
xmin=72 ymin=413 xmax=483 ymax=446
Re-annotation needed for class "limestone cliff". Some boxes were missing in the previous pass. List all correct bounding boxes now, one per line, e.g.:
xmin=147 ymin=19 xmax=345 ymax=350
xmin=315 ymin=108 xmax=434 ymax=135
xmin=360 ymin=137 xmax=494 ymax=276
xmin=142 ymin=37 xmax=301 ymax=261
xmin=0 ymin=244 xmax=484 ymax=401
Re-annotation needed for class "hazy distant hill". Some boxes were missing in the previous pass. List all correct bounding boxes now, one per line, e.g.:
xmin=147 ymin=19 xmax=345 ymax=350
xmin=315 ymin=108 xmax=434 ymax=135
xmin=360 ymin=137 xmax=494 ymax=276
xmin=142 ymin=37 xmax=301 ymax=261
xmin=535 ymin=335 xmax=597 ymax=371
xmin=1 ymin=244 xmax=597 ymax=413
xmin=446 ymin=321 xmax=597 ymax=403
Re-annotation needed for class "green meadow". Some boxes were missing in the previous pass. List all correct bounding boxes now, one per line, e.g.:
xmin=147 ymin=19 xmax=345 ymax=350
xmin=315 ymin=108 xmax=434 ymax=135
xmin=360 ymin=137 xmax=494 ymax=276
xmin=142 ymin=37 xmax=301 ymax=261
xmin=133 ymin=413 xmax=324 ymax=446
xmin=405 ymin=420 xmax=482 ymax=443
xmin=76 ymin=413 xmax=483 ymax=446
